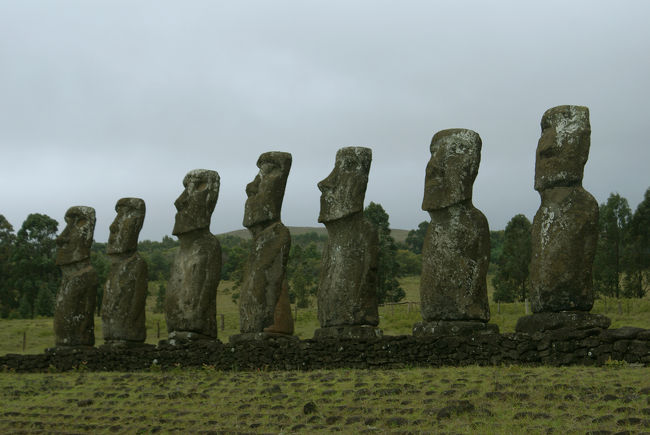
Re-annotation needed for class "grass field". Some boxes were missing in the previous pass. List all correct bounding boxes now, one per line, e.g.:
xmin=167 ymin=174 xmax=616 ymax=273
xmin=1 ymin=276 xmax=649 ymax=355
xmin=1 ymin=365 xmax=649 ymax=433
xmin=1 ymin=277 xmax=649 ymax=433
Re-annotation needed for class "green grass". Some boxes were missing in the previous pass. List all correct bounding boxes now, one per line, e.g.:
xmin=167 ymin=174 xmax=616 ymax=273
xmin=2 ymin=277 xmax=649 ymax=355
xmin=0 ymin=365 xmax=648 ymax=433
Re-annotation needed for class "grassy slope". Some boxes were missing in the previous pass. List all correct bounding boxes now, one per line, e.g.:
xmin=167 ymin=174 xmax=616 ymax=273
xmin=1 ymin=366 xmax=649 ymax=434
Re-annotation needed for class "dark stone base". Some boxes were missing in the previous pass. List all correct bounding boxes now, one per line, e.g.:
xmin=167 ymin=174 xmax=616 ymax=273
xmin=229 ymin=332 xmax=299 ymax=344
xmin=45 ymin=345 xmax=95 ymax=355
xmin=515 ymin=311 xmax=611 ymax=334
xmin=413 ymin=321 xmax=499 ymax=337
xmin=99 ymin=341 xmax=154 ymax=350
xmin=164 ymin=331 xmax=216 ymax=346
xmin=313 ymin=325 xmax=383 ymax=340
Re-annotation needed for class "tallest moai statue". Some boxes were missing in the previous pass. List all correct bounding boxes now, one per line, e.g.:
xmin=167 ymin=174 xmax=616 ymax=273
xmin=516 ymin=105 xmax=610 ymax=333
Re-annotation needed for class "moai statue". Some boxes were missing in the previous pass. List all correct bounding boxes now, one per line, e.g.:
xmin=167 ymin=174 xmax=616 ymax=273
xmin=315 ymin=147 xmax=381 ymax=339
xmin=165 ymin=170 xmax=222 ymax=342
xmin=516 ymin=105 xmax=610 ymax=333
xmin=101 ymin=198 xmax=148 ymax=346
xmin=53 ymin=206 xmax=98 ymax=347
xmin=231 ymin=152 xmax=295 ymax=343
xmin=413 ymin=129 xmax=498 ymax=336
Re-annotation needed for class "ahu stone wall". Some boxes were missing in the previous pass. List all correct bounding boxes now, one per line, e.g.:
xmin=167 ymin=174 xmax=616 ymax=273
xmin=2 ymin=326 xmax=648 ymax=373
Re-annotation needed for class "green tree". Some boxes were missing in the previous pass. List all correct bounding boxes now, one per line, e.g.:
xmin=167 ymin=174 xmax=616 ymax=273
xmin=364 ymin=202 xmax=405 ymax=304
xmin=593 ymin=193 xmax=631 ymax=298
xmin=622 ymin=187 xmax=650 ymax=298
xmin=0 ymin=215 xmax=17 ymax=317
xmin=11 ymin=214 xmax=59 ymax=318
xmin=287 ymin=241 xmax=321 ymax=308
xmin=492 ymin=214 xmax=532 ymax=303
xmin=489 ymin=230 xmax=505 ymax=273
xmin=405 ymin=221 xmax=428 ymax=254
xmin=34 ymin=286 xmax=55 ymax=316
xmin=395 ymin=249 xmax=421 ymax=276
xmin=155 ymin=282 xmax=166 ymax=313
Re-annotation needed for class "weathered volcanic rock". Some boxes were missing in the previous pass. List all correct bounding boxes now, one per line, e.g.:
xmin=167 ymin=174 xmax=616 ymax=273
xmin=529 ymin=186 xmax=598 ymax=312
xmin=316 ymin=147 xmax=380 ymax=332
xmin=102 ymin=198 xmax=148 ymax=344
xmin=534 ymin=105 xmax=592 ymax=192
xmin=54 ymin=206 xmax=97 ymax=347
xmin=239 ymin=222 xmax=292 ymax=334
xmin=419 ymin=129 xmax=491 ymax=323
xmin=238 ymin=152 xmax=294 ymax=336
xmin=515 ymin=311 xmax=611 ymax=334
xmin=529 ymin=105 xmax=599 ymax=314
xmin=165 ymin=170 xmax=222 ymax=340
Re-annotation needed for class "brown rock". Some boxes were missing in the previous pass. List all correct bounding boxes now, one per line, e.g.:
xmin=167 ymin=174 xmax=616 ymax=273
xmin=54 ymin=206 xmax=97 ymax=347
xmin=316 ymin=147 xmax=379 ymax=331
xmin=101 ymin=198 xmax=148 ymax=344
xmin=419 ymin=129 xmax=490 ymax=323
xmin=165 ymin=170 xmax=221 ymax=340
xmin=264 ymin=280 xmax=294 ymax=335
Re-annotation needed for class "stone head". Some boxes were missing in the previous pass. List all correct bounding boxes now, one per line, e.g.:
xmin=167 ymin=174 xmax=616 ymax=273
xmin=107 ymin=198 xmax=146 ymax=254
xmin=318 ymin=147 xmax=372 ymax=223
xmin=422 ymin=129 xmax=482 ymax=211
xmin=172 ymin=169 xmax=220 ymax=235
xmin=56 ymin=206 xmax=96 ymax=266
xmin=535 ymin=105 xmax=591 ymax=192
xmin=243 ymin=152 xmax=292 ymax=228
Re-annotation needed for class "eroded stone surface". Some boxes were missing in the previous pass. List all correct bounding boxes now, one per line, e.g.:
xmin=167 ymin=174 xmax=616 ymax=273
xmin=516 ymin=312 xmax=611 ymax=334
xmin=534 ymin=105 xmax=591 ymax=192
xmin=413 ymin=321 xmax=499 ymax=337
xmin=317 ymin=147 xmax=379 ymax=332
xmin=529 ymin=187 xmax=598 ymax=312
xmin=54 ymin=206 xmax=97 ymax=347
xmin=165 ymin=170 xmax=221 ymax=340
xmin=422 ymin=129 xmax=482 ymax=210
xmin=102 ymin=198 xmax=148 ymax=344
xmin=313 ymin=325 xmax=383 ymax=340
xmin=239 ymin=222 xmax=292 ymax=334
xmin=419 ymin=130 xmax=491 ymax=323
xmin=529 ymin=106 xmax=600 ymax=314
xmin=318 ymin=147 xmax=372 ymax=223
xmin=238 ymin=152 xmax=294 ymax=336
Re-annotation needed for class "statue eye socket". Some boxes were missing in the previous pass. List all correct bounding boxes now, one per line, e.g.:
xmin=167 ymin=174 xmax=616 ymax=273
xmin=75 ymin=219 xmax=87 ymax=228
xmin=196 ymin=182 xmax=208 ymax=191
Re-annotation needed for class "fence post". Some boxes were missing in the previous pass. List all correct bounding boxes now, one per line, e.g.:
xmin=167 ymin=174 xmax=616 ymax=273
xmin=157 ymin=321 xmax=160 ymax=339
xmin=22 ymin=331 xmax=26 ymax=351
xmin=220 ymin=314 xmax=225 ymax=331
xmin=498 ymin=302 xmax=501 ymax=314
xmin=524 ymin=299 xmax=530 ymax=315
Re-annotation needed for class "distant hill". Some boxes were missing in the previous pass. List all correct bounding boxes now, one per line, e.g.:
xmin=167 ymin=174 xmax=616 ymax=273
xmin=220 ymin=226 xmax=410 ymax=243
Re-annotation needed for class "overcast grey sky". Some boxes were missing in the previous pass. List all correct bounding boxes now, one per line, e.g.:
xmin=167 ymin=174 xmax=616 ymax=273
xmin=1 ymin=1 xmax=648 ymax=242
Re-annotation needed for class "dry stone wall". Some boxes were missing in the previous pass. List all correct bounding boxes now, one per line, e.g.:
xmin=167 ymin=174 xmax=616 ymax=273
xmin=2 ymin=327 xmax=648 ymax=372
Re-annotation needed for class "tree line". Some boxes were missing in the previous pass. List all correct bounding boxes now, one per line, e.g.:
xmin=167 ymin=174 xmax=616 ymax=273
xmin=492 ymin=188 xmax=650 ymax=302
